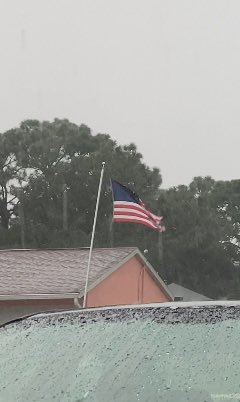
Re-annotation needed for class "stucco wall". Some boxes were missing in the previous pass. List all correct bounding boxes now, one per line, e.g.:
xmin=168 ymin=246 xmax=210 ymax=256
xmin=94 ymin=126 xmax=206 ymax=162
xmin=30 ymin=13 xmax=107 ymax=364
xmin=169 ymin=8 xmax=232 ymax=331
xmin=86 ymin=255 xmax=170 ymax=307
xmin=0 ymin=299 xmax=76 ymax=326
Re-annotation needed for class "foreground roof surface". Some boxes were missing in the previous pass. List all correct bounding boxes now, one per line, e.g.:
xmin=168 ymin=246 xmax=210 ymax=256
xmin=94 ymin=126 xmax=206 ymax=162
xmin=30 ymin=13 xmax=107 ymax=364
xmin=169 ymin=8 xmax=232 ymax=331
xmin=1 ymin=303 xmax=240 ymax=402
xmin=0 ymin=247 xmax=136 ymax=295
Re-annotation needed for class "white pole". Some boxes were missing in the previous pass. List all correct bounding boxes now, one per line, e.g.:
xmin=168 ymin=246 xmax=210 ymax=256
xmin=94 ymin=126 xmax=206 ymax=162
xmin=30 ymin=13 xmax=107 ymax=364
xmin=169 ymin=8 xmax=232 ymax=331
xmin=83 ymin=162 xmax=106 ymax=308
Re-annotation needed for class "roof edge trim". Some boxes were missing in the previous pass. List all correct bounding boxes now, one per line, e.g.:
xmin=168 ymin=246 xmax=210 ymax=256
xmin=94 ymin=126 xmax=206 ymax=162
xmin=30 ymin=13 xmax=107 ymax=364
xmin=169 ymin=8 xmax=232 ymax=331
xmin=76 ymin=248 xmax=140 ymax=299
xmin=134 ymin=251 xmax=174 ymax=301
xmin=0 ymin=293 xmax=79 ymax=301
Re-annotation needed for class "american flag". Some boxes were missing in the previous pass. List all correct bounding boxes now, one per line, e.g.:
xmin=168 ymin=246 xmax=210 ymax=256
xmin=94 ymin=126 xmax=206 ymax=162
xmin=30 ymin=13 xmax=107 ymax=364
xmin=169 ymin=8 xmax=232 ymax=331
xmin=111 ymin=180 xmax=165 ymax=231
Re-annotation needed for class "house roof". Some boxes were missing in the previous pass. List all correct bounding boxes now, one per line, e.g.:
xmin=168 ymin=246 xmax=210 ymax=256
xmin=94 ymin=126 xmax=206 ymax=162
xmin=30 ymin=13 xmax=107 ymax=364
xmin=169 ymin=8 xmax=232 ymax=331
xmin=168 ymin=283 xmax=212 ymax=302
xmin=0 ymin=247 xmax=172 ymax=300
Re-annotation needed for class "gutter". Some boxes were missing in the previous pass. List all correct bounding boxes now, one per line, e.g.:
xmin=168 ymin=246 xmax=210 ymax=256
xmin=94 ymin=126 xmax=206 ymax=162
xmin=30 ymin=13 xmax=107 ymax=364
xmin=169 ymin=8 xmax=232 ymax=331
xmin=0 ymin=293 xmax=79 ymax=301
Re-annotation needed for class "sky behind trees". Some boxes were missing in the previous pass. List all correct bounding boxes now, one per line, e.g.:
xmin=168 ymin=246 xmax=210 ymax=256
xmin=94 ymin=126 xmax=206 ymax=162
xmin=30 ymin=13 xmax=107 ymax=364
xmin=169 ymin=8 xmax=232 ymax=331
xmin=1 ymin=0 xmax=240 ymax=187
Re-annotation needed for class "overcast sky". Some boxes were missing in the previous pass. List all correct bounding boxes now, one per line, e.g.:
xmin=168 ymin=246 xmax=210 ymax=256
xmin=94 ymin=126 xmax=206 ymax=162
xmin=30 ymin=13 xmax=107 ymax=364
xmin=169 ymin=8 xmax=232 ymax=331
xmin=1 ymin=0 xmax=240 ymax=188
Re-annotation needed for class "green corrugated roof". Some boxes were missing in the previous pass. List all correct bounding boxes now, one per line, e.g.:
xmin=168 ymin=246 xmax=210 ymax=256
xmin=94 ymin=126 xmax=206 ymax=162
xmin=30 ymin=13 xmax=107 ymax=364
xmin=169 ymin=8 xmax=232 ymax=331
xmin=1 ymin=306 xmax=240 ymax=401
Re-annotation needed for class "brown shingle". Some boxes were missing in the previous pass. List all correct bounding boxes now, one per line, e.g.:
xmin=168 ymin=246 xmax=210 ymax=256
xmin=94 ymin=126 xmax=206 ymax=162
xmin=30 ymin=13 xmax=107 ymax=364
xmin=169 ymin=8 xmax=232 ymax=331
xmin=0 ymin=248 xmax=137 ymax=296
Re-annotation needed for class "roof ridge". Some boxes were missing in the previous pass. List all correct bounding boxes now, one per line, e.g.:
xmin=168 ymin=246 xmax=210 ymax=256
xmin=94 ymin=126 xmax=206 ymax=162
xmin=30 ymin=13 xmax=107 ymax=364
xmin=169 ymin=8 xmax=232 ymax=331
xmin=0 ymin=246 xmax=138 ymax=253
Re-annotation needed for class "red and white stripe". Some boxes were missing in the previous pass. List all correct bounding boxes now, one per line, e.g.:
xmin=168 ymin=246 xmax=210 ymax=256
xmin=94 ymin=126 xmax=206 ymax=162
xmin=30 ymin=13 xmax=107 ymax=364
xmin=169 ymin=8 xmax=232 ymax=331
xmin=113 ymin=201 xmax=163 ymax=231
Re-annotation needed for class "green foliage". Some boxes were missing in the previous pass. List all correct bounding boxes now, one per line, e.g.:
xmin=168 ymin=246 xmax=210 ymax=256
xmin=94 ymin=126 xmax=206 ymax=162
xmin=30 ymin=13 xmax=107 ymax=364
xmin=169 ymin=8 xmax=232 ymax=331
xmin=0 ymin=119 xmax=162 ymax=249
xmin=160 ymin=177 xmax=240 ymax=299
xmin=1 ymin=119 xmax=240 ymax=299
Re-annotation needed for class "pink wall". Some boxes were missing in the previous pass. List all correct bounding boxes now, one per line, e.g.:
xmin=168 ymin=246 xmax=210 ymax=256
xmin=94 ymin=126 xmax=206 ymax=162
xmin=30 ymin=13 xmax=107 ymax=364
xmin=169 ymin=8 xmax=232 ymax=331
xmin=85 ymin=255 xmax=171 ymax=307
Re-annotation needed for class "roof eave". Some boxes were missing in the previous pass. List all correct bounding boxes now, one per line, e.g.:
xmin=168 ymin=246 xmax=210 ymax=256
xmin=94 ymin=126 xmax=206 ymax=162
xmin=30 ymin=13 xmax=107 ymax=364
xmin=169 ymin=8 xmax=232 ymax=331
xmin=134 ymin=251 xmax=174 ymax=301
xmin=76 ymin=247 xmax=139 ymax=299
xmin=0 ymin=293 xmax=79 ymax=301
xmin=76 ymin=247 xmax=174 ymax=302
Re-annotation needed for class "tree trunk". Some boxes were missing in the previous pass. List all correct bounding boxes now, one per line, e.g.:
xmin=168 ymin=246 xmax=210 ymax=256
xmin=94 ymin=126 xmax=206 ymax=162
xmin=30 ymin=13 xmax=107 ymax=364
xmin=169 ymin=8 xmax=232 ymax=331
xmin=0 ymin=207 xmax=10 ymax=229
xmin=0 ymin=185 xmax=10 ymax=229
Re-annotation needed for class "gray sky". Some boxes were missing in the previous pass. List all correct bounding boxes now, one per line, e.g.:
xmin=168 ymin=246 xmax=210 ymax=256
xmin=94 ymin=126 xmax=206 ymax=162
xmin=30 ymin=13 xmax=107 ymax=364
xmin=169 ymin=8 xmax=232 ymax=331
xmin=0 ymin=0 xmax=240 ymax=188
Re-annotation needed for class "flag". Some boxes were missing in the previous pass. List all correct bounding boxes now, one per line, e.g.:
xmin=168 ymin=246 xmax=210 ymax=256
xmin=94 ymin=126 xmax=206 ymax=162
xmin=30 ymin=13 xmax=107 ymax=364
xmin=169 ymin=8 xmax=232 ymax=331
xmin=111 ymin=180 xmax=165 ymax=231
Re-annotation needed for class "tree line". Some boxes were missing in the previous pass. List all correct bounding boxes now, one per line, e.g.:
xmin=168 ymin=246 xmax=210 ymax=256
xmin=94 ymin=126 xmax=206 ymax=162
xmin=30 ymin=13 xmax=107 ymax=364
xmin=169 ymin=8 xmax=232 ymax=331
xmin=1 ymin=119 xmax=240 ymax=299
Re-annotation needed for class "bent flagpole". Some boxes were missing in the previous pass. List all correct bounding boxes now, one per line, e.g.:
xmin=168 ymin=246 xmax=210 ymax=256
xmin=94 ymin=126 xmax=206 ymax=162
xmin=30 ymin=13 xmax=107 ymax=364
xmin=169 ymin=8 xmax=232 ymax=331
xmin=83 ymin=162 xmax=106 ymax=308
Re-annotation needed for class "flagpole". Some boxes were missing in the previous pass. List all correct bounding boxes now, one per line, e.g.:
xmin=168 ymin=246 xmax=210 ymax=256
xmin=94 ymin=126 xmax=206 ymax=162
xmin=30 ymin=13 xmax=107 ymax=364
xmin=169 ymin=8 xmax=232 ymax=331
xmin=109 ymin=179 xmax=114 ymax=247
xmin=157 ymin=206 xmax=165 ymax=275
xmin=83 ymin=162 xmax=106 ymax=308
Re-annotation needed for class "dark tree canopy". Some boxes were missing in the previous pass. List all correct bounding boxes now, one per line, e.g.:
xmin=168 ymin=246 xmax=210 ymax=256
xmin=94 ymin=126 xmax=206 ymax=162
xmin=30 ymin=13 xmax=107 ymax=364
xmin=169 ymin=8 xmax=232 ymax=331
xmin=1 ymin=119 xmax=240 ymax=299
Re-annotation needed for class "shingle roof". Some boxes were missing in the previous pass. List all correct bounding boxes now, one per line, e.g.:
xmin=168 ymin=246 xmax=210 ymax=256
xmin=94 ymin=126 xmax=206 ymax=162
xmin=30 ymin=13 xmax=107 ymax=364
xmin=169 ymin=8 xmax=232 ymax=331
xmin=0 ymin=247 xmax=137 ymax=297
xmin=168 ymin=283 xmax=212 ymax=302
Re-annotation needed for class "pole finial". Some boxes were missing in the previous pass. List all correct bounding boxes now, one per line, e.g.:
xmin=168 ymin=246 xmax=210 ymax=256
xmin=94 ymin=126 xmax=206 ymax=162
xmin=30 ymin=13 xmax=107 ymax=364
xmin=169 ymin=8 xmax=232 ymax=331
xmin=102 ymin=161 xmax=106 ymax=167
